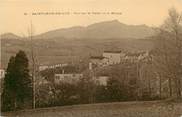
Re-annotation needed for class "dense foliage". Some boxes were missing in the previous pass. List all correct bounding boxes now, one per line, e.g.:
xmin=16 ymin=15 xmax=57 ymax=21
xmin=1 ymin=51 xmax=32 ymax=111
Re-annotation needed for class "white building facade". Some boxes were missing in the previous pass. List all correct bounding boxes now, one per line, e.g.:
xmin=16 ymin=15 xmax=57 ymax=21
xmin=89 ymin=56 xmax=109 ymax=70
xmin=54 ymin=73 xmax=83 ymax=84
xmin=95 ymin=76 xmax=109 ymax=86
xmin=0 ymin=69 xmax=5 ymax=79
xmin=103 ymin=51 xmax=124 ymax=65
xmin=39 ymin=63 xmax=68 ymax=71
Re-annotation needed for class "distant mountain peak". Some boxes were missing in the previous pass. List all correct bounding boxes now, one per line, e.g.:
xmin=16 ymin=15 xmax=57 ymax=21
xmin=99 ymin=19 xmax=120 ymax=23
xmin=87 ymin=19 xmax=123 ymax=28
xmin=35 ymin=20 xmax=154 ymax=39
xmin=108 ymin=19 xmax=121 ymax=24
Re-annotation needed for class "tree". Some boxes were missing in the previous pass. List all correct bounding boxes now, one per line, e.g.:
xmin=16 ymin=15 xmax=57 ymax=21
xmin=1 ymin=50 xmax=32 ymax=111
xmin=106 ymin=77 xmax=123 ymax=101
xmin=154 ymin=8 xmax=182 ymax=98
xmin=77 ymin=75 xmax=97 ymax=104
xmin=28 ymin=21 xmax=37 ymax=109
xmin=1 ymin=57 xmax=16 ymax=111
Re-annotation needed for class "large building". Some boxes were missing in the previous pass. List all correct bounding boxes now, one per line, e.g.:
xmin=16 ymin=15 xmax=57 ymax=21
xmin=103 ymin=50 xmax=124 ymax=65
xmin=89 ymin=50 xmax=150 ymax=69
xmin=89 ymin=50 xmax=126 ymax=69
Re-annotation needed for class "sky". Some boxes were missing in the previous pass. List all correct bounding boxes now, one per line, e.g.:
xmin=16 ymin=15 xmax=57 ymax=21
xmin=0 ymin=0 xmax=182 ymax=36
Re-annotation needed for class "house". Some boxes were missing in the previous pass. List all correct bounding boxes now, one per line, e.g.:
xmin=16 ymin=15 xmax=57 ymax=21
xmin=0 ymin=69 xmax=5 ymax=79
xmin=89 ymin=56 xmax=109 ymax=70
xmin=95 ymin=76 xmax=109 ymax=86
xmin=54 ymin=73 xmax=83 ymax=84
xmin=39 ymin=65 xmax=49 ymax=71
xmin=103 ymin=50 xmax=124 ymax=65
xmin=89 ymin=50 xmax=126 ymax=69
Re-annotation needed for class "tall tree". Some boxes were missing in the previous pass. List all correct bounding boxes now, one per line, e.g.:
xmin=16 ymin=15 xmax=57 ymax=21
xmin=28 ymin=21 xmax=37 ymax=109
xmin=154 ymin=8 xmax=182 ymax=98
xmin=14 ymin=50 xmax=32 ymax=108
xmin=1 ymin=57 xmax=16 ymax=111
xmin=1 ymin=50 xmax=32 ymax=111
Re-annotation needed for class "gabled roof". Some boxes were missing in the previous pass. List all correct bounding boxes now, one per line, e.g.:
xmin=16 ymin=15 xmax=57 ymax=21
xmin=103 ymin=50 xmax=121 ymax=53
xmin=90 ymin=56 xmax=106 ymax=60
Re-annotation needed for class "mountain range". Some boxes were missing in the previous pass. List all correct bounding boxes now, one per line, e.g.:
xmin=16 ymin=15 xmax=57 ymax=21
xmin=1 ymin=20 xmax=155 ymax=40
xmin=1 ymin=20 xmax=155 ymax=68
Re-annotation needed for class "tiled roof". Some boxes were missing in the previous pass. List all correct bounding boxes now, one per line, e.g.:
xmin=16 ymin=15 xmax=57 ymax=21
xmin=103 ymin=50 xmax=121 ymax=53
xmin=90 ymin=56 xmax=105 ymax=60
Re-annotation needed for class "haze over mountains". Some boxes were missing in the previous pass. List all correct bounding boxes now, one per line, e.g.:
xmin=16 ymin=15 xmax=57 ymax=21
xmin=1 ymin=20 xmax=155 ymax=40
xmin=1 ymin=20 xmax=155 ymax=68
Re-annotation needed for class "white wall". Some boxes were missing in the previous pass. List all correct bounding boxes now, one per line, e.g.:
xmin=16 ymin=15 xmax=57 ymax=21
xmin=54 ymin=74 xmax=83 ymax=84
xmin=95 ymin=76 xmax=109 ymax=86
xmin=103 ymin=53 xmax=121 ymax=65
xmin=0 ymin=69 xmax=5 ymax=79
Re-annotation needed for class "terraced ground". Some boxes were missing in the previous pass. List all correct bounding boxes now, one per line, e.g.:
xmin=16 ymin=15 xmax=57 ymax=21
xmin=1 ymin=101 xmax=182 ymax=117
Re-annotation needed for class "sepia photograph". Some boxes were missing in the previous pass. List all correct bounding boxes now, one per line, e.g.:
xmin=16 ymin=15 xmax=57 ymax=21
xmin=0 ymin=0 xmax=182 ymax=117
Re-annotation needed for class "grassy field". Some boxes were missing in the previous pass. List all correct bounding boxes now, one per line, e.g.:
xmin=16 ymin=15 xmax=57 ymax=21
xmin=1 ymin=101 xmax=182 ymax=117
